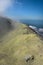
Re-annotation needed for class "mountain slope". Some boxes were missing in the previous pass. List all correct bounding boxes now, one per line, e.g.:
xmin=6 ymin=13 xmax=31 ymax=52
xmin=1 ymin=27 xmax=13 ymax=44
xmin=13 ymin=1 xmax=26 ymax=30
xmin=0 ymin=17 xmax=14 ymax=38
xmin=0 ymin=17 xmax=23 ymax=39
xmin=0 ymin=20 xmax=43 ymax=65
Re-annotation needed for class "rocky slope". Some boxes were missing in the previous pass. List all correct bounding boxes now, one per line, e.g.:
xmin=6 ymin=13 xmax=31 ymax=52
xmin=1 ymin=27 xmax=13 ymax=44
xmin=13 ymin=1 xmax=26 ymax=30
xmin=0 ymin=17 xmax=43 ymax=65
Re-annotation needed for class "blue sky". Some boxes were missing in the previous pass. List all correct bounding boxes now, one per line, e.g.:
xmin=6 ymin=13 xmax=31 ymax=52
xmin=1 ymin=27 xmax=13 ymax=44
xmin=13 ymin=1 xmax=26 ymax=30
xmin=0 ymin=0 xmax=43 ymax=20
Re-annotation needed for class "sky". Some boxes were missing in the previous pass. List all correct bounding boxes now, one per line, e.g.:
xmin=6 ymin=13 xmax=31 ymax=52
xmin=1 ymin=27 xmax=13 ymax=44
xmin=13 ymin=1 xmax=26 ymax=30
xmin=0 ymin=0 xmax=43 ymax=20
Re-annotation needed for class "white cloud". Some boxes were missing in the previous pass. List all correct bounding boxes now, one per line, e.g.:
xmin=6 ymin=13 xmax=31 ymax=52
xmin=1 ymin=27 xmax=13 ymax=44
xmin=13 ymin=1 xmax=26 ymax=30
xmin=0 ymin=0 xmax=13 ymax=13
xmin=0 ymin=0 xmax=22 ymax=13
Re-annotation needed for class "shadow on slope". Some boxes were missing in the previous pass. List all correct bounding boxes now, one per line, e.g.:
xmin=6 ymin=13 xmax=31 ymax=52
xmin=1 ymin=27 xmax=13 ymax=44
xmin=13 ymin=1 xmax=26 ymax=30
xmin=0 ymin=17 xmax=16 ymax=38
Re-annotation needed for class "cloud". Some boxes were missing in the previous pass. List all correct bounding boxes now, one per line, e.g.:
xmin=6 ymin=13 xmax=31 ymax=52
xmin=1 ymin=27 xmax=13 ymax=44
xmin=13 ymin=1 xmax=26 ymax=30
xmin=0 ymin=0 xmax=22 ymax=13
xmin=39 ymin=28 xmax=43 ymax=32
xmin=0 ymin=0 xmax=13 ymax=13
